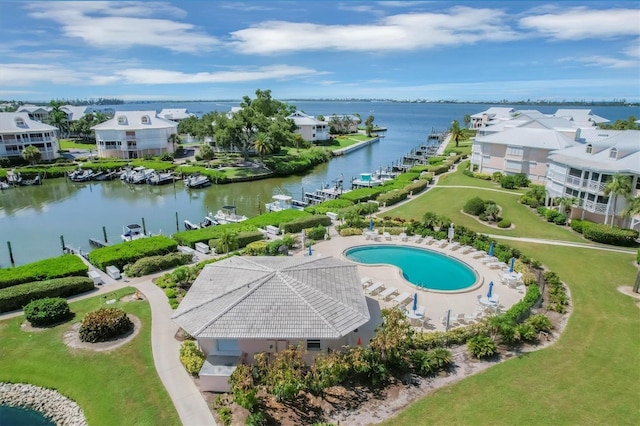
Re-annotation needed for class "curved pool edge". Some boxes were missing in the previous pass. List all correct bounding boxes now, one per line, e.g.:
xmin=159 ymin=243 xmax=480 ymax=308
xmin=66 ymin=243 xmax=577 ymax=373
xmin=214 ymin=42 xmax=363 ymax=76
xmin=342 ymin=244 xmax=482 ymax=294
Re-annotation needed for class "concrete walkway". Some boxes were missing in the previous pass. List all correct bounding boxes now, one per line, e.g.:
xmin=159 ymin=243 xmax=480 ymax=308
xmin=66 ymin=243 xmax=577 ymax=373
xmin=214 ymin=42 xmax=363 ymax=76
xmin=484 ymin=234 xmax=637 ymax=254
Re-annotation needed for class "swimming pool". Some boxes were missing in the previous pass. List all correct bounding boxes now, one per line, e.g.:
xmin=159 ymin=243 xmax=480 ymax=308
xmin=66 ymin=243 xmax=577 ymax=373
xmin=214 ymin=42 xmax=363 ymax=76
xmin=345 ymin=245 xmax=476 ymax=291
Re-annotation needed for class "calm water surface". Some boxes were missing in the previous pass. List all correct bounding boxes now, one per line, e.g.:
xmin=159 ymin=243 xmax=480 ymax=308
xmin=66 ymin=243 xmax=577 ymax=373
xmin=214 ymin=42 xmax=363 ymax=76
xmin=1 ymin=102 xmax=636 ymax=266
xmin=0 ymin=405 xmax=55 ymax=425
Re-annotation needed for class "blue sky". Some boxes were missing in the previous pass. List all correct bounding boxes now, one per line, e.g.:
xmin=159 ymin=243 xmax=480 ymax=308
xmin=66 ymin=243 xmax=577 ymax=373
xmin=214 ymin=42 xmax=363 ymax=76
xmin=1 ymin=1 xmax=639 ymax=102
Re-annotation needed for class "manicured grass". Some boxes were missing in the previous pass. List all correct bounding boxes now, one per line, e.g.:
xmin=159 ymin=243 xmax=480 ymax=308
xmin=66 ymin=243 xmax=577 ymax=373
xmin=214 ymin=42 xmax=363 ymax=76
xmin=386 ymin=244 xmax=639 ymax=425
xmin=0 ymin=287 xmax=180 ymax=425
xmin=438 ymin=161 xmax=527 ymax=193
xmin=59 ymin=139 xmax=97 ymax=151
xmin=387 ymin=186 xmax=586 ymax=242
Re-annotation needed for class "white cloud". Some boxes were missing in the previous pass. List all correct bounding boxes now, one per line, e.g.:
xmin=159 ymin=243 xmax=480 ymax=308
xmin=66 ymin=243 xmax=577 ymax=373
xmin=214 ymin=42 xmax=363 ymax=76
xmin=112 ymin=65 xmax=324 ymax=84
xmin=0 ymin=63 xmax=323 ymax=86
xmin=229 ymin=6 xmax=520 ymax=54
xmin=25 ymin=1 xmax=218 ymax=53
xmin=519 ymin=7 xmax=640 ymax=40
xmin=560 ymin=55 xmax=638 ymax=69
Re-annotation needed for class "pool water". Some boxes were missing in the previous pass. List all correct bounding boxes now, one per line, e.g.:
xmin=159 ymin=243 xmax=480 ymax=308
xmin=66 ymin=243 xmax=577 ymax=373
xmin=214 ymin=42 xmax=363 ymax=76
xmin=345 ymin=245 xmax=476 ymax=291
xmin=0 ymin=406 xmax=54 ymax=425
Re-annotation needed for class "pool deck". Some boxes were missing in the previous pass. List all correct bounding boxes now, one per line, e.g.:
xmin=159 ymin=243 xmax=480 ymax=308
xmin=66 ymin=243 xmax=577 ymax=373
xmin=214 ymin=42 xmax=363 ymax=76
xmin=294 ymin=232 xmax=524 ymax=332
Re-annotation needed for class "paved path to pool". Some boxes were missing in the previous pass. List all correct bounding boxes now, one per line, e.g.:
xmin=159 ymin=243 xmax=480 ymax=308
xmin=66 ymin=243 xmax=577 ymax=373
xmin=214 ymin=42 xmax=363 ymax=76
xmin=484 ymin=234 xmax=637 ymax=254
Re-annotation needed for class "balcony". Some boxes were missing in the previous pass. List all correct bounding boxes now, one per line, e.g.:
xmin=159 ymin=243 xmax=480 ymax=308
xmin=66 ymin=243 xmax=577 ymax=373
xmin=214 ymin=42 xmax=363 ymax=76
xmin=583 ymin=200 xmax=608 ymax=214
xmin=565 ymin=176 xmax=606 ymax=193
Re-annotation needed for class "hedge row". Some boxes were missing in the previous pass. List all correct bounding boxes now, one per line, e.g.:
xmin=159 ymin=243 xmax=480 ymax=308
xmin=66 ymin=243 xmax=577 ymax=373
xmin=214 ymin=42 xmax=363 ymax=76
xmin=123 ymin=252 xmax=193 ymax=277
xmin=0 ymin=254 xmax=88 ymax=289
xmin=173 ymin=210 xmax=310 ymax=248
xmin=0 ymin=276 xmax=95 ymax=313
xmin=281 ymin=215 xmax=332 ymax=234
xmin=88 ymin=236 xmax=178 ymax=271
xmin=571 ymin=219 xmax=639 ymax=246
xmin=340 ymin=187 xmax=385 ymax=203
xmin=376 ymin=189 xmax=408 ymax=206
xmin=209 ymin=231 xmax=265 ymax=253
xmin=304 ymin=199 xmax=354 ymax=215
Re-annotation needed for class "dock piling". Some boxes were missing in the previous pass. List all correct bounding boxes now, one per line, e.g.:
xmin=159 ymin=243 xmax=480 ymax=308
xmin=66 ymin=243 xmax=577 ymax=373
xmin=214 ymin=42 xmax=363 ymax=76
xmin=102 ymin=226 xmax=108 ymax=243
xmin=60 ymin=235 xmax=66 ymax=253
xmin=142 ymin=217 xmax=147 ymax=235
xmin=175 ymin=212 xmax=179 ymax=232
xmin=7 ymin=241 xmax=15 ymax=265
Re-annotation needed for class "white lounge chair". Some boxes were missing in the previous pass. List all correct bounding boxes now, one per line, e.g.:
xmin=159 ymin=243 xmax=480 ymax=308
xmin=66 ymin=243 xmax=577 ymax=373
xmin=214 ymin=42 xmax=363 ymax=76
xmin=365 ymin=281 xmax=385 ymax=296
xmin=465 ymin=312 xmax=482 ymax=323
xmin=481 ymin=256 xmax=499 ymax=264
xmin=448 ymin=242 xmax=461 ymax=251
xmin=412 ymin=235 xmax=423 ymax=244
xmin=437 ymin=239 xmax=449 ymax=248
xmin=392 ymin=292 xmax=411 ymax=305
xmin=383 ymin=232 xmax=391 ymax=241
xmin=378 ymin=287 xmax=398 ymax=301
xmin=460 ymin=245 xmax=474 ymax=254
xmin=360 ymin=276 xmax=373 ymax=287
xmin=487 ymin=262 xmax=506 ymax=269
xmin=471 ymin=250 xmax=487 ymax=259
xmin=399 ymin=232 xmax=408 ymax=242
xmin=424 ymin=236 xmax=436 ymax=245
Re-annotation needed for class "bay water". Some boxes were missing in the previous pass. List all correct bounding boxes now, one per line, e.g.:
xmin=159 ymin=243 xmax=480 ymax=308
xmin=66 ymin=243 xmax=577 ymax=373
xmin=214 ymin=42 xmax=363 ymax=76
xmin=0 ymin=102 xmax=636 ymax=266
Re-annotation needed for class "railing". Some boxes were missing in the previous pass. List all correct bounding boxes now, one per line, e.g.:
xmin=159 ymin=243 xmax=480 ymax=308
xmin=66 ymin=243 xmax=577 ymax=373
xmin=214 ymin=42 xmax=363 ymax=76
xmin=566 ymin=175 xmax=606 ymax=193
xmin=584 ymin=200 xmax=608 ymax=214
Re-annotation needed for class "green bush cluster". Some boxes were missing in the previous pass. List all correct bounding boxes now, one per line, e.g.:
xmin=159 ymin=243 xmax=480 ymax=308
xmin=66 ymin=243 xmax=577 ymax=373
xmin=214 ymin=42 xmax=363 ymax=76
xmin=0 ymin=254 xmax=88 ymax=289
xmin=463 ymin=197 xmax=486 ymax=215
xmin=179 ymin=340 xmax=205 ymax=375
xmin=581 ymin=222 xmax=639 ymax=247
xmin=535 ymin=207 xmax=568 ymax=226
xmin=304 ymin=198 xmax=353 ymax=215
xmin=23 ymin=297 xmax=72 ymax=326
xmin=340 ymin=187 xmax=385 ymax=203
xmin=263 ymin=148 xmax=330 ymax=176
xmin=88 ymin=236 xmax=178 ymax=271
xmin=467 ymin=335 xmax=498 ymax=359
xmin=403 ymin=179 xmax=429 ymax=194
xmin=500 ymin=173 xmax=530 ymax=189
xmin=544 ymin=271 xmax=570 ymax=313
xmin=338 ymin=227 xmax=363 ymax=236
xmin=0 ymin=276 xmax=94 ymax=313
xmin=209 ymin=230 xmax=265 ymax=253
xmin=79 ymin=307 xmax=133 ymax=343
xmin=123 ymin=253 xmax=193 ymax=277
xmin=306 ymin=225 xmax=328 ymax=241
xmin=497 ymin=219 xmax=512 ymax=228
xmin=281 ymin=215 xmax=332 ymax=234
xmin=376 ymin=189 xmax=408 ymax=206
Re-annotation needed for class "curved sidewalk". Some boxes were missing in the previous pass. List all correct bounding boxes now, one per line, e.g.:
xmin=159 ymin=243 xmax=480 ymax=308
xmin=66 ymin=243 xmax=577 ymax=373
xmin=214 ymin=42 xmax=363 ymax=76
xmin=136 ymin=279 xmax=216 ymax=426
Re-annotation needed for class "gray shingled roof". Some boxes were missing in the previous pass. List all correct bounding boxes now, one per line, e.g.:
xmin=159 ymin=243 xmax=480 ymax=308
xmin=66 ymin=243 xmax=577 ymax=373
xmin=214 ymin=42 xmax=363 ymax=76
xmin=172 ymin=256 xmax=370 ymax=340
xmin=474 ymin=127 xmax=577 ymax=150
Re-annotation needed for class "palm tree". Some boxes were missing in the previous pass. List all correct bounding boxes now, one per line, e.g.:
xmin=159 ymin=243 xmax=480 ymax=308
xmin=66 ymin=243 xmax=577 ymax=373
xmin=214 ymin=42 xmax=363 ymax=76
xmin=450 ymin=120 xmax=464 ymax=147
xmin=555 ymin=196 xmax=578 ymax=214
xmin=22 ymin=145 xmax=41 ymax=165
xmin=219 ymin=230 xmax=238 ymax=254
xmin=604 ymin=174 xmax=632 ymax=227
xmin=47 ymin=100 xmax=69 ymax=138
xmin=622 ymin=196 xmax=640 ymax=220
xmin=463 ymin=114 xmax=471 ymax=128
xmin=253 ymin=134 xmax=273 ymax=162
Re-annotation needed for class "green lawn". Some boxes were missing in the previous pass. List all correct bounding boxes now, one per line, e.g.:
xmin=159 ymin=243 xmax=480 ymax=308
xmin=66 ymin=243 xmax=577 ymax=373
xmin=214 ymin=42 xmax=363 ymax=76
xmin=386 ymin=186 xmax=587 ymax=242
xmin=0 ymin=287 xmax=180 ymax=425
xmin=386 ymin=244 xmax=639 ymax=425
xmin=438 ymin=161 xmax=527 ymax=193
xmin=59 ymin=139 xmax=97 ymax=151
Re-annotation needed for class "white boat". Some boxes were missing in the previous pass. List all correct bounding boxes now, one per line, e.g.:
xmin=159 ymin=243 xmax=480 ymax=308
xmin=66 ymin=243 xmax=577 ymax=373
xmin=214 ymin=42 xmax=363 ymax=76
xmin=351 ymin=173 xmax=383 ymax=188
xmin=147 ymin=171 xmax=175 ymax=185
xmin=213 ymin=205 xmax=248 ymax=224
xmin=184 ymin=174 xmax=211 ymax=189
xmin=265 ymin=194 xmax=307 ymax=212
xmin=184 ymin=220 xmax=200 ymax=230
xmin=121 ymin=224 xmax=146 ymax=241
xmin=121 ymin=167 xmax=153 ymax=184
xmin=69 ymin=169 xmax=93 ymax=182
xmin=0 ymin=181 xmax=9 ymax=190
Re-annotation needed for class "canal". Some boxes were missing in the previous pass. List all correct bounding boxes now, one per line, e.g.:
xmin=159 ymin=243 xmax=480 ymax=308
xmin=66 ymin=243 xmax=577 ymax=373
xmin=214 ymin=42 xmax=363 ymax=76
xmin=1 ymin=101 xmax=636 ymax=266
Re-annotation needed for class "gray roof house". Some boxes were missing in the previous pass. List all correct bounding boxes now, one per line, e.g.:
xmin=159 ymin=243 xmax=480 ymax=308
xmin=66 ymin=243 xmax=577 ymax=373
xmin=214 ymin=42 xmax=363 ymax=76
xmin=172 ymin=255 xmax=372 ymax=392
xmin=159 ymin=108 xmax=195 ymax=122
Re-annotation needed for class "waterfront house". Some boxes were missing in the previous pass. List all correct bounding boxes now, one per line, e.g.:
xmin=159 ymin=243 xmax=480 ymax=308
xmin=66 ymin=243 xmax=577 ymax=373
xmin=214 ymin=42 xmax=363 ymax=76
xmin=471 ymin=127 xmax=577 ymax=184
xmin=172 ymin=255 xmax=372 ymax=392
xmin=159 ymin=108 xmax=195 ymax=123
xmin=469 ymin=107 xmax=516 ymax=128
xmin=0 ymin=112 xmax=60 ymax=161
xmin=286 ymin=111 xmax=330 ymax=142
xmin=91 ymin=111 xmax=177 ymax=159
xmin=545 ymin=129 xmax=640 ymax=228
xmin=552 ymin=109 xmax=610 ymax=127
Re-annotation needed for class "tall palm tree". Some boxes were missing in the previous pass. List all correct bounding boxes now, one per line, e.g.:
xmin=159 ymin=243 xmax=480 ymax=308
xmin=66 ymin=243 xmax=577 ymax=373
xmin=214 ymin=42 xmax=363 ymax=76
xmin=450 ymin=120 xmax=464 ymax=147
xmin=47 ymin=100 xmax=69 ymax=138
xmin=604 ymin=174 xmax=632 ymax=227
xmin=253 ymin=134 xmax=273 ymax=162
xmin=622 ymin=196 xmax=640 ymax=219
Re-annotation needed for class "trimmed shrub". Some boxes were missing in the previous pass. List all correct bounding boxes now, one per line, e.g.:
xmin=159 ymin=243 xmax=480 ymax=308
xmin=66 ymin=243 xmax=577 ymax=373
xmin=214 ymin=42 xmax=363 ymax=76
xmin=180 ymin=340 xmax=205 ymax=375
xmin=306 ymin=225 xmax=327 ymax=241
xmin=340 ymin=187 xmax=385 ymax=203
xmin=473 ymin=173 xmax=492 ymax=180
xmin=88 ymin=236 xmax=178 ymax=271
xmin=513 ymin=173 xmax=530 ymax=188
xmin=570 ymin=218 xmax=586 ymax=233
xmin=123 ymin=253 xmax=193 ymax=277
xmin=339 ymin=227 xmax=363 ymax=236
xmin=0 ymin=254 xmax=88 ymax=289
xmin=582 ymin=223 xmax=639 ymax=246
xmin=23 ymin=297 xmax=71 ymax=326
xmin=553 ymin=213 xmax=567 ymax=225
xmin=536 ymin=206 xmax=548 ymax=216
xmin=500 ymin=175 xmax=517 ymax=189
xmin=79 ymin=307 xmax=133 ymax=343
xmin=463 ymin=197 xmax=486 ymax=216
xmin=304 ymin=198 xmax=353 ymax=215
xmin=467 ymin=335 xmax=498 ymax=359
xmin=544 ymin=209 xmax=560 ymax=222
xmin=404 ymin=179 xmax=429 ymax=194
xmin=525 ymin=313 xmax=553 ymax=333
xmin=497 ymin=219 xmax=512 ymax=228
xmin=376 ymin=189 xmax=408 ymax=206
xmin=245 ymin=240 xmax=269 ymax=256
xmin=0 ymin=276 xmax=95 ymax=313
xmin=281 ymin=215 xmax=332 ymax=234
